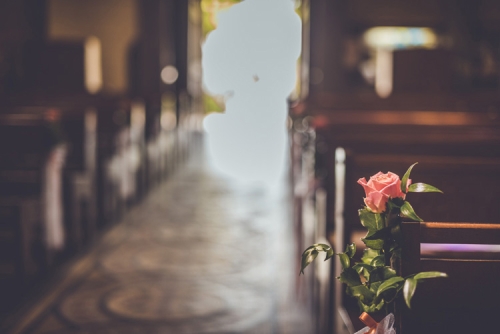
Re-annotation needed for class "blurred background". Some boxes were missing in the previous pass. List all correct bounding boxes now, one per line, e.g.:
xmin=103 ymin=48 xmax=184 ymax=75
xmin=0 ymin=0 xmax=499 ymax=333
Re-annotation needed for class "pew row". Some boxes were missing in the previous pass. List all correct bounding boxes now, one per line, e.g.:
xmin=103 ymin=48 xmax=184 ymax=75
xmin=328 ymin=151 xmax=500 ymax=333
xmin=0 ymin=112 xmax=60 ymax=314
xmin=0 ymin=97 xmax=201 ymax=318
xmin=291 ymin=108 xmax=500 ymax=333
xmin=0 ymin=107 xmax=100 ymax=255
xmin=329 ymin=148 xmax=500 ymax=331
xmin=290 ymin=116 xmax=329 ymax=332
xmin=341 ymin=153 xmax=500 ymax=238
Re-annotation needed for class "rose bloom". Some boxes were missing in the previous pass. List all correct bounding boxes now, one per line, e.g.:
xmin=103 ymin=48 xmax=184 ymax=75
xmin=357 ymin=172 xmax=410 ymax=213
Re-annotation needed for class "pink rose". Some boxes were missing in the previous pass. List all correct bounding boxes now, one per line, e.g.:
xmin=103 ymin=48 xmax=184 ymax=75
xmin=357 ymin=172 xmax=410 ymax=213
xmin=363 ymin=191 xmax=389 ymax=213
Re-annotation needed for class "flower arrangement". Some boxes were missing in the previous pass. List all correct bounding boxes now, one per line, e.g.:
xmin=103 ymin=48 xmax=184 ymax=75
xmin=301 ymin=163 xmax=447 ymax=314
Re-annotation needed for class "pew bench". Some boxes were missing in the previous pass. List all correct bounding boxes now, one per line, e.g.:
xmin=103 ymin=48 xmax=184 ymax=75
xmin=399 ymin=221 xmax=500 ymax=334
xmin=328 ymin=151 xmax=500 ymax=333
xmin=0 ymin=114 xmax=55 ymax=316
xmin=95 ymin=97 xmax=146 ymax=225
xmin=0 ymin=107 xmax=99 ymax=255
xmin=0 ymin=198 xmax=40 ymax=316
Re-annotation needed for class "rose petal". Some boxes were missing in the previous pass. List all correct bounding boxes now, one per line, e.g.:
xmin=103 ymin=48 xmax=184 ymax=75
xmin=364 ymin=197 xmax=377 ymax=213
xmin=369 ymin=172 xmax=396 ymax=191
xmin=364 ymin=191 xmax=388 ymax=213
xmin=368 ymin=172 xmax=406 ymax=199
xmin=358 ymin=177 xmax=377 ymax=196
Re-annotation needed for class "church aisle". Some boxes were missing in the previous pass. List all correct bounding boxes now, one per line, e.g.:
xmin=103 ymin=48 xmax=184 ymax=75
xmin=7 ymin=143 xmax=312 ymax=334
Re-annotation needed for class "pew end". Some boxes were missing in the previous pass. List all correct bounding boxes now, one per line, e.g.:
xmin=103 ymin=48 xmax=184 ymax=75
xmin=399 ymin=221 xmax=500 ymax=334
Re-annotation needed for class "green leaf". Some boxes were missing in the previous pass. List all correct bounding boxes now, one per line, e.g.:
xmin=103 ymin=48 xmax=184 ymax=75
xmin=312 ymin=243 xmax=333 ymax=252
xmin=302 ymin=243 xmax=326 ymax=253
xmin=358 ymin=298 xmax=386 ymax=313
xmin=363 ymin=228 xmax=390 ymax=241
xmin=359 ymin=208 xmax=385 ymax=232
xmin=387 ymin=197 xmax=404 ymax=210
xmin=300 ymin=243 xmax=334 ymax=274
xmin=353 ymin=263 xmax=373 ymax=281
xmin=414 ymin=271 xmax=448 ymax=280
xmin=369 ymin=281 xmax=381 ymax=292
xmin=353 ymin=263 xmax=374 ymax=274
xmin=401 ymin=163 xmax=418 ymax=193
xmin=325 ymin=247 xmax=335 ymax=261
xmin=370 ymin=255 xmax=386 ymax=267
xmin=338 ymin=268 xmax=362 ymax=287
xmin=361 ymin=249 xmax=380 ymax=265
xmin=377 ymin=276 xmax=405 ymax=297
xmin=300 ymin=249 xmax=318 ymax=274
xmin=403 ymin=277 xmax=417 ymax=309
xmin=338 ymin=253 xmax=350 ymax=269
xmin=347 ymin=285 xmax=375 ymax=304
xmin=400 ymin=201 xmax=423 ymax=222
xmin=369 ymin=267 xmax=397 ymax=283
xmin=408 ymin=183 xmax=443 ymax=193
xmin=345 ymin=243 xmax=356 ymax=258
xmin=379 ymin=286 xmax=398 ymax=304
xmin=362 ymin=238 xmax=385 ymax=250
xmin=362 ymin=228 xmax=389 ymax=250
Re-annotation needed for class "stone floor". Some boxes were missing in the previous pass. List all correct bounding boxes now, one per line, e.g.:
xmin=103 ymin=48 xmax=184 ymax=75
xmin=5 ymin=143 xmax=313 ymax=334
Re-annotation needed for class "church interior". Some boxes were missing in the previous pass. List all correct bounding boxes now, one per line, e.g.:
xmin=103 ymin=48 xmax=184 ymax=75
xmin=1 ymin=0 xmax=500 ymax=333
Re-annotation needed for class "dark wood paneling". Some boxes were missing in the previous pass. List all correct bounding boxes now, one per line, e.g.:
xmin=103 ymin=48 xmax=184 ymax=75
xmin=400 ymin=221 xmax=500 ymax=334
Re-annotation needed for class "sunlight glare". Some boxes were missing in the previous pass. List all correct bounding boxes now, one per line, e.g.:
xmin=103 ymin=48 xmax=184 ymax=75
xmin=201 ymin=0 xmax=301 ymax=194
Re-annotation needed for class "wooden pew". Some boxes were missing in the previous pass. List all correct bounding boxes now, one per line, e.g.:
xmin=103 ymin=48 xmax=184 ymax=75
xmin=146 ymin=120 xmax=176 ymax=189
xmin=60 ymin=107 xmax=98 ymax=252
xmin=306 ymin=90 xmax=500 ymax=114
xmin=314 ymin=111 xmax=500 ymax=239
xmin=313 ymin=110 xmax=500 ymax=162
xmin=399 ymin=221 xmax=500 ymax=334
xmin=0 ymin=113 xmax=55 ymax=315
xmin=293 ymin=109 xmax=500 ymax=333
xmin=331 ymin=152 xmax=500 ymax=333
xmin=0 ymin=106 xmax=99 ymax=255
xmin=145 ymin=95 xmax=201 ymax=191
xmin=0 ymin=198 xmax=40 ymax=316
xmin=18 ymin=39 xmax=142 ymax=226
xmin=290 ymin=115 xmax=331 ymax=333
xmin=342 ymin=153 xmax=500 ymax=237
xmin=93 ymin=97 xmax=146 ymax=226
xmin=0 ymin=96 xmax=147 ymax=316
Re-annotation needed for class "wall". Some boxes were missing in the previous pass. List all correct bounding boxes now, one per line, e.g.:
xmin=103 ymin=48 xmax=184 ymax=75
xmin=47 ymin=0 xmax=139 ymax=94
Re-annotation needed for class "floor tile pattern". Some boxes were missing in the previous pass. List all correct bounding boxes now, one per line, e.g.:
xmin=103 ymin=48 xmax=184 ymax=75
xmin=7 ymin=148 xmax=312 ymax=334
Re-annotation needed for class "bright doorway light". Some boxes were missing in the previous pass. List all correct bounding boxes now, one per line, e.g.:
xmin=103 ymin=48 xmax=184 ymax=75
xmin=201 ymin=0 xmax=301 ymax=194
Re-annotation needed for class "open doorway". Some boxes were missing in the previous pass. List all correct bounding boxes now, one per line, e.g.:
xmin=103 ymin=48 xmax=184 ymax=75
xmin=200 ymin=0 xmax=303 ymax=195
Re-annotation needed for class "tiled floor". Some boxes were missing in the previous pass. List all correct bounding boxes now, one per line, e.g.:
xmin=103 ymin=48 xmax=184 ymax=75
xmin=6 ymin=143 xmax=312 ymax=334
